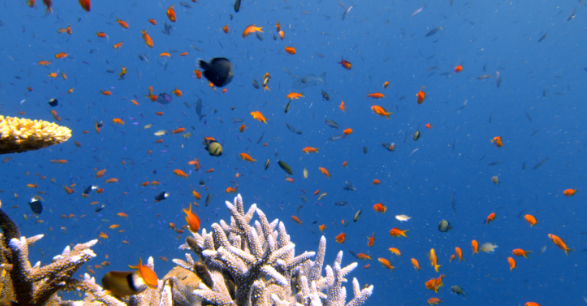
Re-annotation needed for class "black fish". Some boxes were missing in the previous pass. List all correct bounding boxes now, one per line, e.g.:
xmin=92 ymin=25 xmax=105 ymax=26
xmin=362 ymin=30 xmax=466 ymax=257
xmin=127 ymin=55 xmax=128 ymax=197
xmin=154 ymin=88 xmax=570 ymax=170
xmin=234 ymin=0 xmax=241 ymax=12
xmin=285 ymin=100 xmax=291 ymax=113
xmin=255 ymin=32 xmax=263 ymax=41
xmin=363 ymin=146 xmax=368 ymax=154
xmin=343 ymin=183 xmax=356 ymax=191
xmin=28 ymin=197 xmax=43 ymax=214
xmin=425 ymin=27 xmax=443 ymax=37
xmin=95 ymin=205 xmax=106 ymax=213
xmin=155 ymin=191 xmax=169 ymax=201
xmin=252 ymin=79 xmax=260 ymax=89
xmin=199 ymin=58 xmax=233 ymax=87
xmin=278 ymin=160 xmax=293 ymax=175
xmin=321 ymin=90 xmax=330 ymax=101
xmin=285 ymin=123 xmax=299 ymax=134
xmin=48 ymin=98 xmax=58 ymax=107
xmin=205 ymin=193 xmax=211 ymax=206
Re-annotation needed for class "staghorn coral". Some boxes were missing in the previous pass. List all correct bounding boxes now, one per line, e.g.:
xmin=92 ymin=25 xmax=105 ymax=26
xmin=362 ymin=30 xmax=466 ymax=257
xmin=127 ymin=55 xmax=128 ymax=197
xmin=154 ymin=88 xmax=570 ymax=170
xmin=0 ymin=115 xmax=71 ymax=154
xmin=174 ymin=194 xmax=373 ymax=306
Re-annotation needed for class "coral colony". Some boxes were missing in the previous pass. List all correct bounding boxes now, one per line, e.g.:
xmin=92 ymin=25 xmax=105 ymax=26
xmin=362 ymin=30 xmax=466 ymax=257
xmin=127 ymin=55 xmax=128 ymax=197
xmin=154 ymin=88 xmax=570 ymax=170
xmin=0 ymin=194 xmax=373 ymax=306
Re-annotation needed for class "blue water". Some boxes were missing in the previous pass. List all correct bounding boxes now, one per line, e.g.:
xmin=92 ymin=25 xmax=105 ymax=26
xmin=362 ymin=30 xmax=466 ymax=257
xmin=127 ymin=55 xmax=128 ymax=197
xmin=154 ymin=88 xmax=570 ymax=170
xmin=1 ymin=0 xmax=586 ymax=305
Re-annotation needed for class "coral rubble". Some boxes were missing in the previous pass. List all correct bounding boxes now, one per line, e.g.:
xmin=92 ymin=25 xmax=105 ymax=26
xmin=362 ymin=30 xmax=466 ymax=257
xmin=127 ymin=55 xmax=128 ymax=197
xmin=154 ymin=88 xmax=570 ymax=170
xmin=0 ymin=115 xmax=71 ymax=154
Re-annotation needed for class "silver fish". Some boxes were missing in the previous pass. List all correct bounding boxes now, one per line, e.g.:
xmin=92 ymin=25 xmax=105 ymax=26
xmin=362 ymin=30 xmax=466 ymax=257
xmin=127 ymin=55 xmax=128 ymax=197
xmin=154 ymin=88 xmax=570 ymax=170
xmin=411 ymin=5 xmax=425 ymax=16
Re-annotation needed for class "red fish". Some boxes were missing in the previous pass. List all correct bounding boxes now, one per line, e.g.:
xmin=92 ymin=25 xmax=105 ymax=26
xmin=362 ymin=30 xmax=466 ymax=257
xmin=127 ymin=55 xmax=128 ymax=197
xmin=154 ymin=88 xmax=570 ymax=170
xmin=338 ymin=58 xmax=351 ymax=70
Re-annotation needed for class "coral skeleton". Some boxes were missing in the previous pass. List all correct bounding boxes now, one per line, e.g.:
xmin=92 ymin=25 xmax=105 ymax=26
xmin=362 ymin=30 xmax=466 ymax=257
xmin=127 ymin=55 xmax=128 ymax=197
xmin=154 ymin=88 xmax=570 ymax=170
xmin=0 ymin=115 xmax=71 ymax=154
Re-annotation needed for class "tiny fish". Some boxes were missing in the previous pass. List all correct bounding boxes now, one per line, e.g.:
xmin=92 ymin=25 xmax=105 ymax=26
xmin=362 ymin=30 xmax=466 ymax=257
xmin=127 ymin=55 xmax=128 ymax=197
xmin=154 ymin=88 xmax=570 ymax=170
xmin=538 ymin=32 xmax=549 ymax=42
xmin=329 ymin=135 xmax=346 ymax=141
xmin=353 ymin=209 xmax=362 ymax=222
xmin=411 ymin=5 xmax=425 ymax=16
xmin=324 ymin=119 xmax=339 ymax=129
xmin=395 ymin=215 xmax=411 ymax=222
xmin=425 ymin=27 xmax=443 ymax=37
xmin=264 ymin=159 xmax=270 ymax=170
xmin=533 ymin=157 xmax=549 ymax=170
xmin=335 ymin=201 xmax=348 ymax=206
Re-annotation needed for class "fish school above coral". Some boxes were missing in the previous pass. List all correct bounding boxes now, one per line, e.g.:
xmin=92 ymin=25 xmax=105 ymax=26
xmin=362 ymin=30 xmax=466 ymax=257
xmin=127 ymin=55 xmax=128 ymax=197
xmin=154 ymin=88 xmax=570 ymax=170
xmin=0 ymin=194 xmax=373 ymax=306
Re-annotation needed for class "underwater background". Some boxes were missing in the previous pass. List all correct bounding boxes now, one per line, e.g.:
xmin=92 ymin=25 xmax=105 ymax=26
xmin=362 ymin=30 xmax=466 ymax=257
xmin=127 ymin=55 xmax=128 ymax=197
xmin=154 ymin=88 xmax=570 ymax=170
xmin=1 ymin=0 xmax=586 ymax=304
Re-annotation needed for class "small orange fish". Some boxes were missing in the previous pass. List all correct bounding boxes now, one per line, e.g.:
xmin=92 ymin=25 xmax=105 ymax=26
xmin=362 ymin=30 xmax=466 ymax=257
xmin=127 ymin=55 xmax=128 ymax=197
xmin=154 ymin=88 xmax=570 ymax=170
xmin=141 ymin=30 xmax=153 ymax=48
xmin=250 ymin=111 xmax=268 ymax=123
xmin=226 ymin=187 xmax=237 ymax=193
xmin=416 ymin=86 xmax=426 ymax=104
xmin=485 ymin=212 xmax=496 ymax=225
xmin=285 ymin=177 xmax=294 ymax=183
xmin=61 ymin=72 xmax=67 ymax=80
xmin=223 ymin=24 xmax=229 ymax=33
xmin=371 ymin=179 xmax=380 ymax=185
xmin=342 ymin=161 xmax=347 ymax=167
xmin=389 ymin=228 xmax=409 ymax=238
xmin=525 ymin=303 xmax=541 ymax=306
xmin=112 ymin=118 xmax=124 ymax=125
xmin=113 ymin=41 xmax=123 ymax=49
xmin=50 ymin=159 xmax=67 ymax=164
xmin=356 ymin=253 xmax=371 ymax=260
xmin=449 ymin=254 xmax=456 ymax=262
xmin=128 ymin=258 xmax=158 ymax=289
xmin=48 ymin=72 xmax=57 ymax=78
xmin=187 ymin=159 xmax=200 ymax=170
xmin=318 ymin=167 xmax=331 ymax=179
xmin=388 ymin=247 xmax=401 ymax=256
xmin=335 ymin=233 xmax=346 ymax=243
xmin=140 ymin=182 xmax=149 ymax=187
xmin=367 ymin=233 xmax=375 ymax=247
xmin=427 ymin=298 xmax=442 ymax=305
xmin=131 ymin=99 xmax=139 ymax=105
xmin=338 ymin=58 xmax=351 ymax=70
xmin=455 ymin=247 xmax=464 ymax=262
xmin=116 ymin=18 xmax=129 ymax=29
xmin=96 ymin=32 xmax=107 ymax=38
xmin=63 ymin=186 xmax=74 ymax=194
xmin=155 ymin=112 xmax=164 ymax=116
xmin=239 ymin=124 xmax=246 ymax=133
xmin=105 ymin=178 xmax=119 ymax=183
xmin=285 ymin=47 xmax=296 ymax=55
xmin=194 ymin=68 xmax=202 ymax=79
xmin=148 ymin=19 xmax=157 ymax=25
xmin=160 ymin=52 xmax=171 ymax=57
xmin=242 ymin=25 xmax=263 ymax=38
xmin=339 ymin=101 xmax=347 ymax=112
xmin=100 ymin=90 xmax=112 ymax=96
xmin=26 ymin=183 xmax=38 ymax=188
xmin=367 ymin=93 xmax=384 ymax=99
xmin=279 ymin=30 xmax=285 ymax=40
xmin=117 ymin=212 xmax=128 ymax=218
xmin=191 ymin=190 xmax=201 ymax=200
xmin=239 ymin=153 xmax=256 ymax=164
xmin=37 ymin=60 xmax=52 ymax=66
xmin=371 ymin=105 xmax=392 ymax=119
xmin=98 ymin=232 xmax=108 ymax=239
xmin=548 ymin=233 xmax=574 ymax=256
xmin=43 ymin=0 xmax=53 ymax=14
xmin=491 ymin=136 xmax=503 ymax=148
xmin=302 ymin=147 xmax=319 ymax=154
xmin=319 ymin=224 xmax=326 ymax=232
xmin=55 ymin=52 xmax=68 ymax=59
xmin=378 ymin=258 xmax=394 ymax=270
xmin=276 ymin=21 xmax=281 ymax=32
xmin=508 ymin=257 xmax=516 ymax=271
xmin=428 ymin=248 xmax=441 ymax=272
xmin=425 ymin=123 xmax=431 ymax=129
xmin=96 ymin=169 xmax=106 ymax=178
xmin=291 ymin=216 xmax=303 ymax=224
xmin=383 ymin=81 xmax=389 ymax=89
xmin=512 ymin=248 xmax=532 ymax=259
xmin=173 ymin=169 xmax=189 ymax=178
xmin=172 ymin=127 xmax=185 ymax=134
xmin=166 ymin=5 xmax=176 ymax=22
xmin=79 ymin=0 xmax=91 ymax=12
xmin=524 ymin=214 xmax=538 ymax=227
xmin=372 ymin=203 xmax=386 ymax=213
xmin=454 ymin=65 xmax=463 ymax=73
xmin=286 ymin=92 xmax=304 ymax=100
xmin=27 ymin=0 xmax=35 ymax=8
xmin=180 ymin=52 xmax=188 ymax=56
xmin=472 ymin=240 xmax=479 ymax=254
xmin=563 ymin=189 xmax=576 ymax=196
xmin=109 ymin=224 xmax=120 ymax=229
xmin=343 ymin=128 xmax=352 ymax=135
xmin=183 ymin=203 xmax=200 ymax=233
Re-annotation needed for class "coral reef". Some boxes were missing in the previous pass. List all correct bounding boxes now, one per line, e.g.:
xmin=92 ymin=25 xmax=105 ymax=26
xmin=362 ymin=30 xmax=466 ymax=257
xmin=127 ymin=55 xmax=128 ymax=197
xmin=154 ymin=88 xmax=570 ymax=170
xmin=0 ymin=115 xmax=71 ymax=154
xmin=0 ymin=194 xmax=373 ymax=306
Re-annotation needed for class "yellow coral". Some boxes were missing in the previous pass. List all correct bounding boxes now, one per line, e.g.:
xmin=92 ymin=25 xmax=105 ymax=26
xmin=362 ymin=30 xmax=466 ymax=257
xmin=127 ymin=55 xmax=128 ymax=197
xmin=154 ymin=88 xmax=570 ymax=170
xmin=0 ymin=115 xmax=71 ymax=154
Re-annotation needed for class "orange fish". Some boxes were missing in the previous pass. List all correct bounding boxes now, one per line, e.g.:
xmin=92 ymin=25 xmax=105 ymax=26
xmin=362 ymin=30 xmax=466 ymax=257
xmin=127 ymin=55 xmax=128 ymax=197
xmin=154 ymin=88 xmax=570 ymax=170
xmin=563 ymin=189 xmax=576 ymax=196
xmin=140 ymin=182 xmax=149 ymax=187
xmin=378 ymin=258 xmax=394 ymax=270
xmin=172 ymin=127 xmax=185 ymax=134
xmin=285 ymin=177 xmax=293 ymax=183
xmin=166 ymin=5 xmax=176 ymax=22
xmin=428 ymin=248 xmax=441 ymax=272
xmin=183 ymin=203 xmax=200 ymax=233
xmin=160 ymin=52 xmax=171 ymax=57
xmin=524 ymin=214 xmax=538 ymax=227
xmin=48 ymin=72 xmax=57 ymax=78
xmin=100 ymin=90 xmax=112 ymax=96
xmin=37 ymin=60 xmax=52 ymax=66
xmin=342 ymin=161 xmax=347 ymax=167
xmin=425 ymin=123 xmax=431 ymax=129
xmin=226 ymin=187 xmax=237 ymax=193
xmin=96 ymin=169 xmax=106 ymax=178
xmin=388 ymin=247 xmax=401 ymax=256
xmin=55 ymin=52 xmax=68 ymax=59
xmin=239 ymin=153 xmax=256 ymax=164
xmin=338 ymin=58 xmax=351 ymax=70
xmin=335 ymin=233 xmax=346 ymax=243
xmin=427 ymin=298 xmax=442 ymax=305
xmin=148 ymin=19 xmax=157 ymax=25
xmin=128 ymin=258 xmax=158 ymax=289
xmin=389 ymin=228 xmax=409 ymax=238
xmin=96 ymin=32 xmax=107 ymax=38
xmin=367 ymin=233 xmax=375 ymax=247
xmin=286 ymin=92 xmax=304 ymax=100
xmin=250 ymin=111 xmax=267 ymax=124
xmin=371 ymin=179 xmax=380 ymax=185
xmin=194 ymin=68 xmax=202 ymax=79
xmin=116 ymin=18 xmax=129 ymax=29
xmin=285 ymin=47 xmax=296 ymax=55
xmin=356 ymin=253 xmax=371 ymax=260
xmin=416 ymin=86 xmax=426 ymax=104
xmin=223 ymin=24 xmax=229 ymax=33
xmin=155 ymin=112 xmax=164 ymax=116
xmin=79 ymin=0 xmax=90 ymax=12
xmin=367 ymin=93 xmax=384 ymax=99
xmin=42 ymin=0 xmax=52 ymax=13
xmin=383 ymin=81 xmax=390 ymax=89
xmin=239 ymin=124 xmax=246 ymax=133
xmin=242 ymin=25 xmax=263 ymax=38
xmin=525 ymin=303 xmax=541 ymax=306
xmin=117 ymin=212 xmax=128 ymax=218
xmin=98 ymin=232 xmax=108 ymax=239
xmin=187 ymin=159 xmax=200 ymax=170
xmin=372 ymin=203 xmax=386 ymax=213
xmin=343 ymin=128 xmax=352 ymax=135
xmin=491 ymin=136 xmax=503 ymax=148
xmin=105 ymin=178 xmax=119 ymax=183
xmin=141 ymin=30 xmax=153 ymax=48
xmin=27 ymin=0 xmax=35 ymax=8
xmin=302 ymin=147 xmax=319 ymax=154
xmin=454 ymin=65 xmax=463 ymax=73
xmin=548 ymin=233 xmax=574 ymax=256
xmin=26 ymin=183 xmax=38 ymax=188
xmin=449 ymin=254 xmax=456 ymax=262
xmin=319 ymin=224 xmax=326 ymax=232
xmin=508 ymin=257 xmax=516 ymax=271
xmin=339 ymin=101 xmax=347 ymax=112
xmin=485 ymin=212 xmax=496 ymax=225
xmin=63 ymin=186 xmax=74 ymax=194
xmin=113 ymin=41 xmax=123 ymax=49
xmin=112 ymin=118 xmax=124 ymax=125
xmin=472 ymin=240 xmax=478 ymax=254
xmin=173 ymin=169 xmax=189 ymax=178
xmin=512 ymin=248 xmax=532 ymax=259
xmin=279 ymin=30 xmax=285 ymax=40
xmin=50 ymin=159 xmax=67 ymax=164
xmin=455 ymin=247 xmax=464 ymax=262
xmin=191 ymin=190 xmax=201 ymax=200
xmin=371 ymin=105 xmax=392 ymax=119
xmin=109 ymin=224 xmax=120 ymax=229
xmin=291 ymin=216 xmax=303 ymax=224
xmin=318 ymin=167 xmax=331 ymax=179
xmin=180 ymin=52 xmax=188 ymax=56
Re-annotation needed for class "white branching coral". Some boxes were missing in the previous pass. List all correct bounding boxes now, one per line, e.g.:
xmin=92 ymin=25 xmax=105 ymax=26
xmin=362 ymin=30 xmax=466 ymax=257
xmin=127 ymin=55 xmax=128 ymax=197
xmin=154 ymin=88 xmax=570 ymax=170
xmin=175 ymin=194 xmax=373 ymax=306
xmin=0 ymin=115 xmax=71 ymax=154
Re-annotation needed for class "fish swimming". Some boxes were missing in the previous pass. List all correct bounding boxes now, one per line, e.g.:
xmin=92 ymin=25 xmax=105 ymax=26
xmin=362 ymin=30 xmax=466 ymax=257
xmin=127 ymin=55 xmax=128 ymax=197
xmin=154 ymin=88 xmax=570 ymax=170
xmin=199 ymin=58 xmax=234 ymax=87
xmin=292 ymin=72 xmax=327 ymax=89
